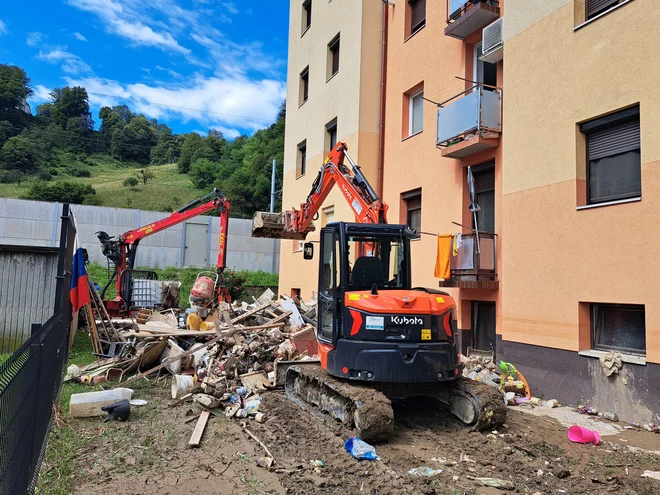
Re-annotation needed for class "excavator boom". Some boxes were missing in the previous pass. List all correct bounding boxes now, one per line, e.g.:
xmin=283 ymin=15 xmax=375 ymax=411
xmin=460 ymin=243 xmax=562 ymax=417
xmin=251 ymin=142 xmax=387 ymax=240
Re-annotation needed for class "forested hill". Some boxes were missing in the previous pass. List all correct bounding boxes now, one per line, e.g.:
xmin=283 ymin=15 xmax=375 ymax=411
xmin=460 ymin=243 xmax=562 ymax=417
xmin=0 ymin=63 xmax=284 ymax=217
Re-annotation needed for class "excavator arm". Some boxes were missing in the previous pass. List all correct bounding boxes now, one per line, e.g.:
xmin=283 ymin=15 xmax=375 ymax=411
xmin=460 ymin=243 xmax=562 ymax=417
xmin=252 ymin=142 xmax=387 ymax=240
xmin=97 ymin=189 xmax=230 ymax=314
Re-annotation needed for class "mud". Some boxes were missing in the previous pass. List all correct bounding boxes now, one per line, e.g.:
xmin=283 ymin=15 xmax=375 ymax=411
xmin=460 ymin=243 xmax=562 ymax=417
xmin=62 ymin=383 xmax=660 ymax=495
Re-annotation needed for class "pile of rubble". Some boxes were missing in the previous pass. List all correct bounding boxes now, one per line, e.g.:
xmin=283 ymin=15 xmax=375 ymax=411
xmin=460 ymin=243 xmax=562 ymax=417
xmin=69 ymin=289 xmax=319 ymax=437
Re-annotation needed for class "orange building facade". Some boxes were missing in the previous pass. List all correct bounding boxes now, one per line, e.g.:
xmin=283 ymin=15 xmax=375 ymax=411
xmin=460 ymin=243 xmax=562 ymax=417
xmin=280 ymin=0 xmax=658 ymax=424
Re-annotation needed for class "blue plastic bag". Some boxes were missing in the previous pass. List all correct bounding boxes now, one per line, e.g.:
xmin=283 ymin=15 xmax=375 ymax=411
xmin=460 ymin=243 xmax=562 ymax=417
xmin=344 ymin=437 xmax=380 ymax=461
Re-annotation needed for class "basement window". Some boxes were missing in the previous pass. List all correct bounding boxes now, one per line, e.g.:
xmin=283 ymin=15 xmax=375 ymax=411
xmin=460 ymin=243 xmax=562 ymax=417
xmin=592 ymin=303 xmax=645 ymax=354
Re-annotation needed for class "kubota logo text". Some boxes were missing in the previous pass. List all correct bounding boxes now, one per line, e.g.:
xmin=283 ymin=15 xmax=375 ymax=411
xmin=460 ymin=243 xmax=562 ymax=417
xmin=390 ymin=316 xmax=423 ymax=325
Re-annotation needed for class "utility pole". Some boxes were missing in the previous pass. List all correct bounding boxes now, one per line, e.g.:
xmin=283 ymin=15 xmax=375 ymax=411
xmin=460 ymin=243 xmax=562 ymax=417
xmin=270 ymin=159 xmax=276 ymax=213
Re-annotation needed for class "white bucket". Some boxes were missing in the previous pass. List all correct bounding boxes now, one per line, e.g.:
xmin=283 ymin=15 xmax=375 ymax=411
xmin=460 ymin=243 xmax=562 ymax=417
xmin=171 ymin=374 xmax=194 ymax=399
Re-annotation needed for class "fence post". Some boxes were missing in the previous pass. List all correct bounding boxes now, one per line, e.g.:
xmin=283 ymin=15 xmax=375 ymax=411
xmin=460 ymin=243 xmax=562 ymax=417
xmin=54 ymin=204 xmax=70 ymax=314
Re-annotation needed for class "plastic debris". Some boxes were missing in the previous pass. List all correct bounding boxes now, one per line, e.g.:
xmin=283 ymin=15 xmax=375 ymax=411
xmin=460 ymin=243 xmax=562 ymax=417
xmin=408 ymin=467 xmax=443 ymax=477
xmin=641 ymin=471 xmax=660 ymax=480
xmin=468 ymin=477 xmax=514 ymax=489
xmin=344 ymin=437 xmax=380 ymax=461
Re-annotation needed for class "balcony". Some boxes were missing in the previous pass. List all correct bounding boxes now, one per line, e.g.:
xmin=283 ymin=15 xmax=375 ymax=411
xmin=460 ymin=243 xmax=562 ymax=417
xmin=436 ymin=85 xmax=502 ymax=159
xmin=438 ymin=233 xmax=498 ymax=289
xmin=445 ymin=0 xmax=500 ymax=40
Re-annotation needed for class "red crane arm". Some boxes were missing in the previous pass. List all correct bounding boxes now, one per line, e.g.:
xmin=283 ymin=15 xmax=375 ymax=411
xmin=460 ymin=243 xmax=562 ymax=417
xmin=285 ymin=142 xmax=388 ymax=234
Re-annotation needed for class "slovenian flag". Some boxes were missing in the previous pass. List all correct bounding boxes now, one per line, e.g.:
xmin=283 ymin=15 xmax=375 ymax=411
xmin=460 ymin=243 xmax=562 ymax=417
xmin=70 ymin=247 xmax=90 ymax=312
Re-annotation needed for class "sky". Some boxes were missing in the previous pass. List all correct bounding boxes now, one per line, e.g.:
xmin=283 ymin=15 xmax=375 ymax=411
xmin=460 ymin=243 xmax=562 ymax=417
xmin=0 ymin=0 xmax=289 ymax=138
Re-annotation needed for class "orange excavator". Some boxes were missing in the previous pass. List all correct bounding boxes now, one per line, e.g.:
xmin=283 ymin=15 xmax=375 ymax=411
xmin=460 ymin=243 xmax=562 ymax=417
xmin=97 ymin=189 xmax=231 ymax=317
xmin=252 ymin=143 xmax=505 ymax=441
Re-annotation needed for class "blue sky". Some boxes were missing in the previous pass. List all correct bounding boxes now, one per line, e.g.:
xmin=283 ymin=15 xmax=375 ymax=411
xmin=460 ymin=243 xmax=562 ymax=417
xmin=0 ymin=0 xmax=288 ymax=138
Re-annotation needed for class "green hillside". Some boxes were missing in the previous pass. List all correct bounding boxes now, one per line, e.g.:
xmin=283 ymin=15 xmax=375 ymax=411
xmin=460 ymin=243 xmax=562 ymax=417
xmin=0 ymin=157 xmax=206 ymax=212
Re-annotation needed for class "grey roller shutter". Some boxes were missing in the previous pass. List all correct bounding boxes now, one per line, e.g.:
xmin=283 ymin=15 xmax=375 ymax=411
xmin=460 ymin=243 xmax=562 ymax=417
xmin=474 ymin=169 xmax=495 ymax=193
xmin=587 ymin=0 xmax=620 ymax=18
xmin=587 ymin=120 xmax=640 ymax=161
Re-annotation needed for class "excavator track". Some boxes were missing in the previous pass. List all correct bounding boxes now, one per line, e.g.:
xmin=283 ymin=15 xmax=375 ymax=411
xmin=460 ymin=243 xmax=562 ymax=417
xmin=285 ymin=365 xmax=395 ymax=443
xmin=285 ymin=366 xmax=506 ymax=442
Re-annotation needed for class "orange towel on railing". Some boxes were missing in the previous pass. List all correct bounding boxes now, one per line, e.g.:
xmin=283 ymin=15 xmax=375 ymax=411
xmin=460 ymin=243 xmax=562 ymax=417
xmin=434 ymin=235 xmax=452 ymax=279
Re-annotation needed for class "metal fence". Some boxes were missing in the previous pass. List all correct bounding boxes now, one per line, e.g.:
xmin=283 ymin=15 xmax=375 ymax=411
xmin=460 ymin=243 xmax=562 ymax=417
xmin=0 ymin=204 xmax=76 ymax=494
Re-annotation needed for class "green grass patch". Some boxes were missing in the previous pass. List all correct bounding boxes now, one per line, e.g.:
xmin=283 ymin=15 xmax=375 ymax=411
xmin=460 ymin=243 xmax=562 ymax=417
xmin=0 ymin=354 xmax=9 ymax=366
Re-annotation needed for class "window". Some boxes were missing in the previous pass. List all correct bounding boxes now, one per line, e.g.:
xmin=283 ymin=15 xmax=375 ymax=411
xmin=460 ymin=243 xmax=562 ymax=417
xmin=327 ymin=34 xmax=340 ymax=79
xmin=322 ymin=206 xmax=335 ymax=226
xmin=471 ymin=162 xmax=495 ymax=233
xmin=580 ymin=106 xmax=640 ymax=204
xmin=409 ymin=89 xmax=424 ymax=136
xmin=299 ymin=66 xmax=309 ymax=106
xmin=402 ymin=189 xmax=421 ymax=238
xmin=408 ymin=0 xmax=426 ymax=37
xmin=586 ymin=0 xmax=621 ymax=20
xmin=592 ymin=303 xmax=645 ymax=354
xmin=302 ymin=0 xmax=312 ymax=34
xmin=296 ymin=140 xmax=307 ymax=178
xmin=325 ymin=118 xmax=337 ymax=153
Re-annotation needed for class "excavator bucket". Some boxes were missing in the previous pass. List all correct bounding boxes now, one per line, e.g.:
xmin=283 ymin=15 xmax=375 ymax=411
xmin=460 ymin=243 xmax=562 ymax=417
xmin=251 ymin=211 xmax=315 ymax=240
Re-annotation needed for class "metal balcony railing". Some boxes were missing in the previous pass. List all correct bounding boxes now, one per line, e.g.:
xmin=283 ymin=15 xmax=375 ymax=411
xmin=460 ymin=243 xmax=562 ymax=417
xmin=445 ymin=0 xmax=500 ymax=39
xmin=447 ymin=0 xmax=500 ymax=22
xmin=450 ymin=232 xmax=496 ymax=281
xmin=436 ymin=85 xmax=502 ymax=147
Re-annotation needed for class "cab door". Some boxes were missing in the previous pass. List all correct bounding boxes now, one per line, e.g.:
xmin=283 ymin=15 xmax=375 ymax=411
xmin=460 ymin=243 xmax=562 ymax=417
xmin=317 ymin=228 xmax=338 ymax=344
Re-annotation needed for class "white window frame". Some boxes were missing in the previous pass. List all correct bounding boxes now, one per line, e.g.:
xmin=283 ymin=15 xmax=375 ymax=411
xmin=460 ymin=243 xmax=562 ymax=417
xmin=409 ymin=88 xmax=424 ymax=136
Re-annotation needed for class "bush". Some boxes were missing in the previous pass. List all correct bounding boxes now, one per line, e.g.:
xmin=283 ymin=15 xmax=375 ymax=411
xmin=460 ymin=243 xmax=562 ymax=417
xmin=218 ymin=269 xmax=249 ymax=301
xmin=66 ymin=165 xmax=91 ymax=178
xmin=37 ymin=170 xmax=53 ymax=181
xmin=0 ymin=170 xmax=23 ymax=184
xmin=123 ymin=177 xmax=138 ymax=190
xmin=22 ymin=181 xmax=97 ymax=204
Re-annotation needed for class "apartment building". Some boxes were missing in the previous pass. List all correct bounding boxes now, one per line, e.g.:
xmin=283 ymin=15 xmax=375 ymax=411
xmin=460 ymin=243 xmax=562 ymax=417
xmin=279 ymin=0 xmax=383 ymax=299
xmin=501 ymin=0 xmax=658 ymax=422
xmin=280 ymin=0 xmax=657 ymax=423
xmin=383 ymin=0 xmax=504 ymax=355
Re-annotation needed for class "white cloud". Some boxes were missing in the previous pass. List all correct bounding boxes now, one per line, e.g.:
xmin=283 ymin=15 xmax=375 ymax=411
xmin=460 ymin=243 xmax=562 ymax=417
xmin=26 ymin=32 xmax=43 ymax=46
xmin=0 ymin=19 xmax=7 ymax=35
xmin=28 ymin=85 xmax=53 ymax=105
xmin=66 ymin=0 xmax=190 ymax=54
xmin=73 ymin=32 xmax=88 ymax=41
xmin=36 ymin=48 xmax=92 ymax=75
xmin=65 ymin=74 xmax=284 ymax=136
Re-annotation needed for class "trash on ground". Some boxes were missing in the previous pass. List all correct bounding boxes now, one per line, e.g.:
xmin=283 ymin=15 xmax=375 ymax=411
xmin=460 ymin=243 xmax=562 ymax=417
xmin=344 ymin=437 xmax=380 ymax=461
xmin=568 ymin=425 xmax=601 ymax=445
xmin=101 ymin=399 xmax=131 ymax=422
xmin=468 ymin=477 xmax=515 ymax=489
xmin=407 ymin=467 xmax=443 ymax=477
xmin=641 ymin=471 xmax=660 ymax=480
xmin=69 ymin=388 xmax=134 ymax=418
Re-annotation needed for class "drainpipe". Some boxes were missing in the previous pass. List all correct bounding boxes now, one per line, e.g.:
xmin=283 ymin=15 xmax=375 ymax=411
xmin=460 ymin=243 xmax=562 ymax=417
xmin=377 ymin=1 xmax=392 ymax=199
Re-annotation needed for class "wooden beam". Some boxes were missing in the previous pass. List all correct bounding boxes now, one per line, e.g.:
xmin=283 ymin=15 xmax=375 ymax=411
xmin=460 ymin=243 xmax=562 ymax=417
xmin=188 ymin=410 xmax=210 ymax=447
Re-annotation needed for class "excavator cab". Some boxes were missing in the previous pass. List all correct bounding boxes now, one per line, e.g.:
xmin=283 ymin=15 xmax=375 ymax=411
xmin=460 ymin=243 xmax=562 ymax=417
xmin=315 ymin=222 xmax=460 ymax=384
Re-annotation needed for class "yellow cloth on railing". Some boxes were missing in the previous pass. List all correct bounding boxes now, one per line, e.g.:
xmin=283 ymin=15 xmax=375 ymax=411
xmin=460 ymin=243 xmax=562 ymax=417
xmin=434 ymin=235 xmax=452 ymax=279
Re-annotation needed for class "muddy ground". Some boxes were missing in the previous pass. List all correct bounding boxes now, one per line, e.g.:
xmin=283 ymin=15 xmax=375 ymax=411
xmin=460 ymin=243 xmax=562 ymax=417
xmin=44 ymin=378 xmax=660 ymax=495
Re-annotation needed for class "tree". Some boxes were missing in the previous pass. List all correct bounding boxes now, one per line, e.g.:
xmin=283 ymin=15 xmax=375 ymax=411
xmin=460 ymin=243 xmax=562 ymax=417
xmin=50 ymin=86 xmax=93 ymax=131
xmin=178 ymin=132 xmax=203 ymax=173
xmin=0 ymin=135 xmax=39 ymax=172
xmin=123 ymin=177 xmax=139 ymax=191
xmin=22 ymin=181 xmax=96 ymax=204
xmin=150 ymin=127 xmax=181 ymax=165
xmin=111 ymin=115 xmax=156 ymax=163
xmin=189 ymin=158 xmax=219 ymax=189
xmin=0 ymin=121 xmax=12 ymax=148
xmin=137 ymin=168 xmax=155 ymax=185
xmin=0 ymin=64 xmax=33 ymax=130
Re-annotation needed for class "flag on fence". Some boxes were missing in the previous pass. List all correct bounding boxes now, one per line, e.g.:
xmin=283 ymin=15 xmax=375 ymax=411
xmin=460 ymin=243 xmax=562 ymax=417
xmin=70 ymin=247 xmax=90 ymax=312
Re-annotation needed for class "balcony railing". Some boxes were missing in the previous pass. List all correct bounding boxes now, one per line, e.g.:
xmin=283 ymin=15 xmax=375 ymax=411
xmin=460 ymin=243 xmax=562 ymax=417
xmin=436 ymin=85 xmax=502 ymax=158
xmin=445 ymin=0 xmax=500 ymax=40
xmin=439 ymin=233 xmax=498 ymax=289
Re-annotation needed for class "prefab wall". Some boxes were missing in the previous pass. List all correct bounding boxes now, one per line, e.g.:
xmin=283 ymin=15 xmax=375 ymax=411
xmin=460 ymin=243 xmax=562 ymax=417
xmin=0 ymin=245 xmax=58 ymax=352
xmin=0 ymin=198 xmax=280 ymax=273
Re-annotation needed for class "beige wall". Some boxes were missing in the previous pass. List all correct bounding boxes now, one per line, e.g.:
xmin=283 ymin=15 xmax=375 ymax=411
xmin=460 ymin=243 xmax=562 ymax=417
xmin=502 ymin=0 xmax=659 ymax=363
xmin=279 ymin=0 xmax=382 ymax=299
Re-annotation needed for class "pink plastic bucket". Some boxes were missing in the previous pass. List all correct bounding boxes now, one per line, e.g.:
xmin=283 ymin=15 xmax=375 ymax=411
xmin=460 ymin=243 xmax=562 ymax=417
xmin=568 ymin=426 xmax=600 ymax=445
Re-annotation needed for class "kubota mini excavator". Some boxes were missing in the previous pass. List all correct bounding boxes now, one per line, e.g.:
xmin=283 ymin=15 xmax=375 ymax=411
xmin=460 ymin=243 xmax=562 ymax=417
xmin=97 ymin=189 xmax=231 ymax=317
xmin=252 ymin=143 xmax=505 ymax=442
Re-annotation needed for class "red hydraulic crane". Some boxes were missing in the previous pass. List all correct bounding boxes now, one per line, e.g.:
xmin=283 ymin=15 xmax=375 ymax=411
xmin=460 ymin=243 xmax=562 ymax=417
xmin=97 ymin=189 xmax=230 ymax=316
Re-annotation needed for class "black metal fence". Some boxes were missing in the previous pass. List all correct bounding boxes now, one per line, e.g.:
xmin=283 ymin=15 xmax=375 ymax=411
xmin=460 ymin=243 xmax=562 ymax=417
xmin=0 ymin=204 xmax=76 ymax=494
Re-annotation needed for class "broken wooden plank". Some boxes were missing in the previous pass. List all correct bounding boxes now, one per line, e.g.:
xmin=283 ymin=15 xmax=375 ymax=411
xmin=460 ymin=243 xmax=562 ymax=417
xmin=239 ymin=371 xmax=271 ymax=393
xmin=188 ymin=410 xmax=210 ymax=447
xmin=231 ymin=304 xmax=268 ymax=325
xmin=223 ymin=311 xmax=244 ymax=344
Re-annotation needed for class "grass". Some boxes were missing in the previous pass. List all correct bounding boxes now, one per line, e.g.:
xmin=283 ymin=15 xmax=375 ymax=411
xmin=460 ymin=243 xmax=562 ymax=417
xmin=0 ymin=354 xmax=9 ymax=366
xmin=0 ymin=155 xmax=208 ymax=212
xmin=87 ymin=262 xmax=278 ymax=307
